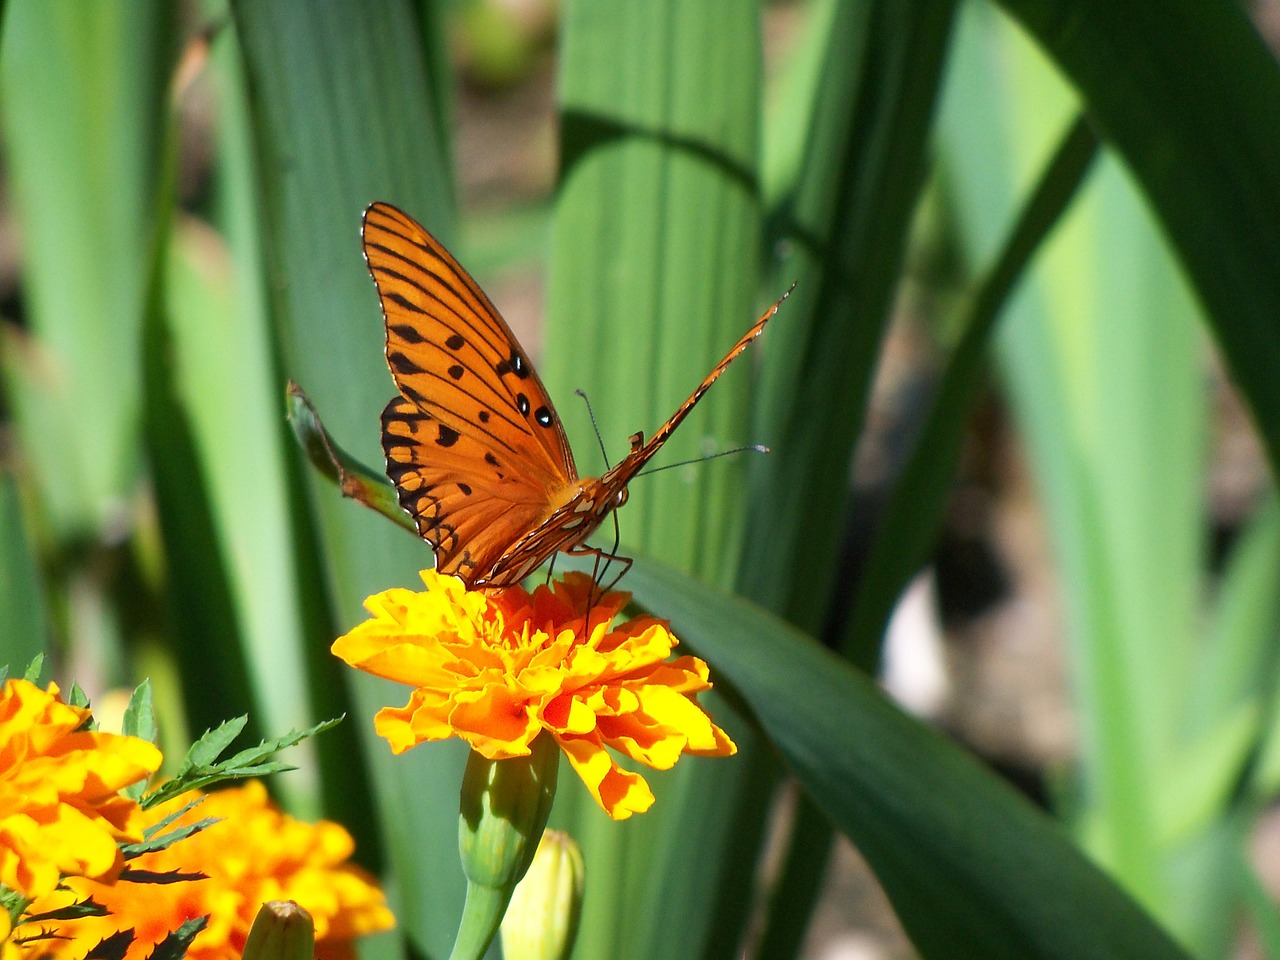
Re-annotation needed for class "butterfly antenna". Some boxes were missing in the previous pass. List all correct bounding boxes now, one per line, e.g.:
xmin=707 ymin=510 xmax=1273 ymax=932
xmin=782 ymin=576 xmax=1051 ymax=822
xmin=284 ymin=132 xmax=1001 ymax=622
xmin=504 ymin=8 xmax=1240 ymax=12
xmin=575 ymin=388 xmax=613 ymax=470
xmin=634 ymin=444 xmax=770 ymax=479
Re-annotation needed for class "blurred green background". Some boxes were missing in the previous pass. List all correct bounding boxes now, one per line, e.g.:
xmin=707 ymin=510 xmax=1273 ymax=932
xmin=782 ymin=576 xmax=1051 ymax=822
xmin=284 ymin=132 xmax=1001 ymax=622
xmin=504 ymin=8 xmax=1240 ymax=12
xmin=2 ymin=2 xmax=1280 ymax=959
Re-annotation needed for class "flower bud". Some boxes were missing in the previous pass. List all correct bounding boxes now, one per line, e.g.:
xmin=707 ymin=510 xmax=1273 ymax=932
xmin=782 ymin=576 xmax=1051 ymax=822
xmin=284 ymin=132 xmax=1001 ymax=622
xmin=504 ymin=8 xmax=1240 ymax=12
xmin=500 ymin=830 xmax=585 ymax=960
xmin=450 ymin=733 xmax=559 ymax=960
xmin=242 ymin=901 xmax=315 ymax=960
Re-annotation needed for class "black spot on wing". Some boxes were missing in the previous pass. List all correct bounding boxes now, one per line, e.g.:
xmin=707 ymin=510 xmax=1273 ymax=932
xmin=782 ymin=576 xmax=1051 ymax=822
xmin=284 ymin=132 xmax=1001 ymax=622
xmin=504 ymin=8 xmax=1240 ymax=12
xmin=534 ymin=406 xmax=553 ymax=428
xmin=389 ymin=323 xmax=429 ymax=344
xmin=516 ymin=393 xmax=530 ymax=416
xmin=385 ymin=291 xmax=427 ymax=314
xmin=446 ymin=333 xmax=465 ymax=350
xmin=389 ymin=351 xmax=426 ymax=376
xmin=484 ymin=453 xmax=499 ymax=466
xmin=448 ymin=364 xmax=465 ymax=380
xmin=457 ymin=483 xmax=472 ymax=496
xmin=436 ymin=425 xmax=460 ymax=447
xmin=479 ymin=410 xmax=490 ymax=423
xmin=494 ymin=350 xmax=531 ymax=380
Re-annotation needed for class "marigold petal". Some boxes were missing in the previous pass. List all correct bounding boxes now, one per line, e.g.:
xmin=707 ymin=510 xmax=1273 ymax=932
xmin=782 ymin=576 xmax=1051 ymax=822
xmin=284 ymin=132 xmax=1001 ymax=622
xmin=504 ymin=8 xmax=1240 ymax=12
xmin=0 ymin=680 xmax=159 ymax=899
xmin=331 ymin=627 xmax=449 ymax=687
xmin=555 ymin=736 xmax=654 ymax=821
xmin=373 ymin=694 xmax=452 ymax=754
xmin=21 ymin=781 xmax=393 ymax=960
xmin=338 ymin=572 xmax=738 ymax=817
xmin=448 ymin=685 xmax=541 ymax=758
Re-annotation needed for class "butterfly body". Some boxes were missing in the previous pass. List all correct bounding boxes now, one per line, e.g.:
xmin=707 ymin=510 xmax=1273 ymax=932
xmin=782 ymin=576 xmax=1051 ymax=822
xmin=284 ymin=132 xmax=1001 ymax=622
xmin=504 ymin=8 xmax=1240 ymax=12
xmin=364 ymin=201 xmax=786 ymax=591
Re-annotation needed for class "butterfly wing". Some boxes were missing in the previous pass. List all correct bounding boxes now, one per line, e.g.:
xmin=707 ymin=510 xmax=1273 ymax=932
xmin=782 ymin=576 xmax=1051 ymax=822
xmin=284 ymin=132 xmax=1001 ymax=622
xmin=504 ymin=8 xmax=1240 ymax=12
xmin=597 ymin=287 xmax=792 ymax=494
xmin=485 ymin=288 xmax=793 ymax=584
xmin=364 ymin=202 xmax=579 ymax=585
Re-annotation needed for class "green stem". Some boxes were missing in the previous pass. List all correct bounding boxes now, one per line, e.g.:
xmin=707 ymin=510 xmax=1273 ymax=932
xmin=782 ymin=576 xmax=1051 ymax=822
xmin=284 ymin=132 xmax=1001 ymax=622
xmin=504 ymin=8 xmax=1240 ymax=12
xmin=448 ymin=883 xmax=511 ymax=960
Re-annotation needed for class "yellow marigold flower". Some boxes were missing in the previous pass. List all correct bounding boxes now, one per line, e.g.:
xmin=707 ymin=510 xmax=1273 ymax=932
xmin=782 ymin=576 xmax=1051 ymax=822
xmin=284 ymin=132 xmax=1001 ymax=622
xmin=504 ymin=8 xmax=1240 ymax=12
xmin=22 ymin=781 xmax=393 ymax=960
xmin=0 ymin=678 xmax=161 ymax=899
xmin=332 ymin=571 xmax=737 ymax=820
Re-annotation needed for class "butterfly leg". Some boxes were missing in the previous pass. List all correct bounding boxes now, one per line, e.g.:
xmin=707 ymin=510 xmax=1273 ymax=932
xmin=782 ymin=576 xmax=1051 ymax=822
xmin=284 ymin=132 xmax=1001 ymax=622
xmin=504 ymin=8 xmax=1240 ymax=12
xmin=563 ymin=544 xmax=634 ymax=595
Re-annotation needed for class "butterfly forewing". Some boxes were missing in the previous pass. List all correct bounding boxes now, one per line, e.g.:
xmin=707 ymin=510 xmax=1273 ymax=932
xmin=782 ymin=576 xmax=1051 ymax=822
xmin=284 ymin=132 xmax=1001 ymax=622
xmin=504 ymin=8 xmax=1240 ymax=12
xmin=363 ymin=203 xmax=577 ymax=491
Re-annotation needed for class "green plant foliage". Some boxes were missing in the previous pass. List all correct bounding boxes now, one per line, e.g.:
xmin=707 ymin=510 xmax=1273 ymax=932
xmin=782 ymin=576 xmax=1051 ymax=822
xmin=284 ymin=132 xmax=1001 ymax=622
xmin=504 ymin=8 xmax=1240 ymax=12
xmin=1 ymin=1 xmax=1279 ymax=958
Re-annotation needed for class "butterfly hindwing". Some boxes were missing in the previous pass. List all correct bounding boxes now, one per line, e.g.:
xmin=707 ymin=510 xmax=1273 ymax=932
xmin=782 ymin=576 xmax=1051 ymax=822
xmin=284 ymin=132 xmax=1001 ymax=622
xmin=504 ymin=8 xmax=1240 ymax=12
xmin=381 ymin=396 xmax=553 ymax=582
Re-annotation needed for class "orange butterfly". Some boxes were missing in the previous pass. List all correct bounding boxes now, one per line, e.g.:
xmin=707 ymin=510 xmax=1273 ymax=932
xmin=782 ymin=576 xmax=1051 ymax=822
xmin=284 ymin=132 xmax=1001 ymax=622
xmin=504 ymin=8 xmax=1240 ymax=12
xmin=363 ymin=202 xmax=787 ymax=591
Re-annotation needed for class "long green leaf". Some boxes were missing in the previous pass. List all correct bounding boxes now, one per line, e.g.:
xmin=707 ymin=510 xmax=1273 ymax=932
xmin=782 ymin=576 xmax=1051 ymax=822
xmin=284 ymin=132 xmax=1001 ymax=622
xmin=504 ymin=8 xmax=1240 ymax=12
xmin=0 ymin=469 xmax=46 ymax=666
xmin=747 ymin=5 xmax=959 ymax=955
xmin=742 ymin=0 xmax=958 ymax=628
xmin=843 ymin=115 xmax=1098 ymax=668
xmin=993 ymin=0 xmax=1280 ymax=478
xmin=228 ymin=3 xmax=461 ymax=956
xmin=0 ymin=0 xmax=176 ymax=537
xmin=544 ymin=6 xmax=762 ymax=958
xmin=625 ymin=557 xmax=1193 ymax=960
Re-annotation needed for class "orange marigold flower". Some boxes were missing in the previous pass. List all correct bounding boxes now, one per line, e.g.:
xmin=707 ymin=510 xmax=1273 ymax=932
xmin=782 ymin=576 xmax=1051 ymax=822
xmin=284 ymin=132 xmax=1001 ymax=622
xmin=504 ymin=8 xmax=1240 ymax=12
xmin=21 ymin=781 xmax=393 ymax=960
xmin=332 ymin=571 xmax=737 ymax=820
xmin=0 ymin=678 xmax=161 ymax=899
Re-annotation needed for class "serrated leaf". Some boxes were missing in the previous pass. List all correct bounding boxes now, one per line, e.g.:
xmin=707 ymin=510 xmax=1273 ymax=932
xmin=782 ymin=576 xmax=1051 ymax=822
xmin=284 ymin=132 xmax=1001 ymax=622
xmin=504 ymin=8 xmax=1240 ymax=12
xmin=216 ymin=717 xmax=342 ymax=770
xmin=86 ymin=929 xmax=136 ymax=960
xmin=118 ymin=869 xmax=207 ymax=885
xmin=146 ymin=916 xmax=209 ymax=960
xmin=26 ymin=898 xmax=110 ymax=922
xmin=125 ymin=816 xmax=220 ymax=859
xmin=143 ymin=718 xmax=341 ymax=808
xmin=140 ymin=798 xmax=206 ymax=838
xmin=66 ymin=683 xmax=91 ymax=710
xmin=182 ymin=716 xmax=249 ymax=769
xmin=122 ymin=681 xmax=158 ymax=743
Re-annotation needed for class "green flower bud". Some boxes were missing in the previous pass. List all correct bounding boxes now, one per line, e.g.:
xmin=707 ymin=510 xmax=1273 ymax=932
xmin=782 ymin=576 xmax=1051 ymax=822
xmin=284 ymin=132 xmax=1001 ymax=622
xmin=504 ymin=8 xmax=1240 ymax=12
xmin=500 ymin=830 xmax=585 ymax=960
xmin=242 ymin=901 xmax=315 ymax=960
xmin=450 ymin=733 xmax=559 ymax=960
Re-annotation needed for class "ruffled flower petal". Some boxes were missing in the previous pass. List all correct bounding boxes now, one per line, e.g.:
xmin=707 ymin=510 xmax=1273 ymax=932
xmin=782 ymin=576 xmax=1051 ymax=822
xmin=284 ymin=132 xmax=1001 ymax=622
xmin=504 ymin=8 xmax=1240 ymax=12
xmin=21 ymin=781 xmax=392 ymax=960
xmin=0 ymin=679 xmax=160 ymax=899
xmin=333 ymin=571 xmax=736 ymax=819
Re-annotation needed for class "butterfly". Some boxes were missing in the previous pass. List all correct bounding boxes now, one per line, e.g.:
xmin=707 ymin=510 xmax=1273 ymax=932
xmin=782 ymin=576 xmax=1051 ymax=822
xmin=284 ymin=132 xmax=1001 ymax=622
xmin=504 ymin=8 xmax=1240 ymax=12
xmin=363 ymin=201 xmax=788 ymax=591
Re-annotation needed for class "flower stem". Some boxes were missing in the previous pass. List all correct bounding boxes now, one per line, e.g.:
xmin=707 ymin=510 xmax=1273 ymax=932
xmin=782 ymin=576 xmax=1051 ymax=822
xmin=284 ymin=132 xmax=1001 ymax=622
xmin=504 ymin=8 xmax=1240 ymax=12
xmin=448 ymin=883 xmax=511 ymax=960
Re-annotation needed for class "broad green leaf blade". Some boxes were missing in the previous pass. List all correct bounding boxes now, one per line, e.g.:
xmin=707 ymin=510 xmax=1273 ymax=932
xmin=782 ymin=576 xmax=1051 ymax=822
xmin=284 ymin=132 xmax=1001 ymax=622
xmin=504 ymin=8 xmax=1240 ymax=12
xmin=544 ymin=6 xmax=763 ymax=960
xmin=546 ymin=1 xmax=761 ymax=589
xmin=228 ymin=4 xmax=463 ymax=956
xmin=993 ymin=0 xmax=1280 ymax=477
xmin=747 ymin=6 xmax=959 ymax=955
xmin=624 ymin=558 xmax=1193 ymax=960
xmin=143 ymin=294 xmax=264 ymax=746
xmin=164 ymin=219 xmax=326 ymax=812
xmin=0 ymin=0 xmax=176 ymax=537
xmin=0 ymin=468 xmax=46 ymax=667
